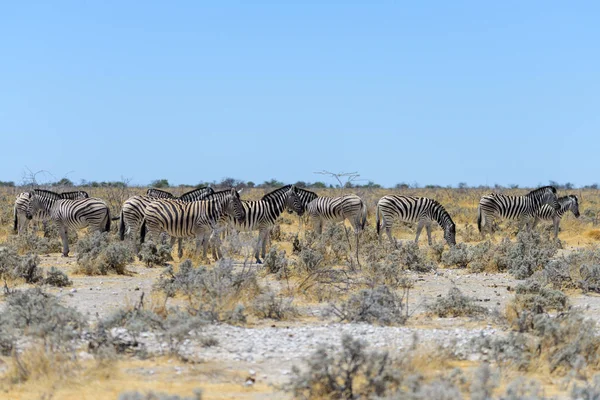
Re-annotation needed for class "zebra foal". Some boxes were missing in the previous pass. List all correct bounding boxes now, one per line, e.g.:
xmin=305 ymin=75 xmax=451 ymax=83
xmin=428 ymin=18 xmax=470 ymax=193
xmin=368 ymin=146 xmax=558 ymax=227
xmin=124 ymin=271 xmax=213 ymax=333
xmin=532 ymin=195 xmax=580 ymax=238
xmin=376 ymin=196 xmax=456 ymax=247
xmin=26 ymin=189 xmax=110 ymax=256
xmin=477 ymin=186 xmax=560 ymax=236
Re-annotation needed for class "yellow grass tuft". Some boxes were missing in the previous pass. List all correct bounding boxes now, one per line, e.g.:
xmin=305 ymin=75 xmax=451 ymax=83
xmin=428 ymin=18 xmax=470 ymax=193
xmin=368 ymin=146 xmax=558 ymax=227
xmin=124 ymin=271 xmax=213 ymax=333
xmin=585 ymin=229 xmax=600 ymax=241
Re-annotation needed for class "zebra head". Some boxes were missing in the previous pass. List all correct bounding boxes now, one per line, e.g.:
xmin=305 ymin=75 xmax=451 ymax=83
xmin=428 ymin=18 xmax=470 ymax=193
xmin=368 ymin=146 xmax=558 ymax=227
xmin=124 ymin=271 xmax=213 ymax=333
xmin=285 ymin=186 xmax=304 ymax=216
xmin=566 ymin=195 xmax=580 ymax=218
xmin=223 ymin=188 xmax=246 ymax=223
xmin=25 ymin=192 xmax=42 ymax=220
xmin=444 ymin=222 xmax=456 ymax=246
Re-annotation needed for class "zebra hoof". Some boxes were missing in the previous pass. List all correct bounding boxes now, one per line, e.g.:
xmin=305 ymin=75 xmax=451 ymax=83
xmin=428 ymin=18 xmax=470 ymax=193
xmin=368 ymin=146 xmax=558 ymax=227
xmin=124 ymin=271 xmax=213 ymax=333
xmin=61 ymin=253 xmax=69 ymax=258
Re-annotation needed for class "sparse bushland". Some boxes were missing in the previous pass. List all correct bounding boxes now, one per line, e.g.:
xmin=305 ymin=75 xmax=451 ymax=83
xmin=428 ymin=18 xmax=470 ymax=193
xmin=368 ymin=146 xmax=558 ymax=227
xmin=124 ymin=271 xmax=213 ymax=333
xmin=6 ymin=232 xmax=63 ymax=255
xmin=153 ymin=258 xmax=259 ymax=322
xmin=428 ymin=286 xmax=488 ymax=318
xmin=439 ymin=230 xmax=559 ymax=277
xmin=44 ymin=266 xmax=72 ymax=287
xmin=75 ymin=231 xmax=135 ymax=274
xmin=91 ymin=301 xmax=210 ymax=359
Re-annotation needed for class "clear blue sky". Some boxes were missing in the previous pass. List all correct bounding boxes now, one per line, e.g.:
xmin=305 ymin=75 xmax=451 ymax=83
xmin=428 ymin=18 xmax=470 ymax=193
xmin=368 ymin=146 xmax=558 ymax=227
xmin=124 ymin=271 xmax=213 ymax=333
xmin=1 ymin=1 xmax=598 ymax=188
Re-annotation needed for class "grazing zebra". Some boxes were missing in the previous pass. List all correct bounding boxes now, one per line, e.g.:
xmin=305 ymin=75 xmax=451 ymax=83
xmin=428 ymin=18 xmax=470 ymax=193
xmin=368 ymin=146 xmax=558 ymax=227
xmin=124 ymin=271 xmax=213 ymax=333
xmin=225 ymin=185 xmax=304 ymax=263
xmin=140 ymin=188 xmax=245 ymax=259
xmin=477 ymin=186 xmax=560 ymax=236
xmin=375 ymin=196 xmax=456 ymax=247
xmin=26 ymin=189 xmax=110 ymax=256
xmin=119 ymin=186 xmax=213 ymax=242
xmin=532 ymin=195 xmax=580 ymax=238
xmin=14 ymin=190 xmax=89 ymax=235
xmin=306 ymin=194 xmax=368 ymax=261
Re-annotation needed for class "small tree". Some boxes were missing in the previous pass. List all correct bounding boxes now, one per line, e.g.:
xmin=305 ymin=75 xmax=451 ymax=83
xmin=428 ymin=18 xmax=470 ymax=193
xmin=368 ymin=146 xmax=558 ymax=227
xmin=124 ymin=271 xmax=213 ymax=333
xmin=150 ymin=179 xmax=169 ymax=188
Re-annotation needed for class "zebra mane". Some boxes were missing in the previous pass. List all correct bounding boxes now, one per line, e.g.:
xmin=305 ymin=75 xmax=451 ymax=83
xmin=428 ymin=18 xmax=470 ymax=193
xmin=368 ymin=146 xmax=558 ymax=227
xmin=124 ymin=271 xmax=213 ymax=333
xmin=526 ymin=186 xmax=557 ymax=197
xmin=178 ymin=186 xmax=214 ymax=201
xmin=60 ymin=190 xmax=89 ymax=199
xmin=295 ymin=186 xmax=318 ymax=198
xmin=33 ymin=189 xmax=62 ymax=200
xmin=261 ymin=185 xmax=296 ymax=201
xmin=146 ymin=188 xmax=175 ymax=198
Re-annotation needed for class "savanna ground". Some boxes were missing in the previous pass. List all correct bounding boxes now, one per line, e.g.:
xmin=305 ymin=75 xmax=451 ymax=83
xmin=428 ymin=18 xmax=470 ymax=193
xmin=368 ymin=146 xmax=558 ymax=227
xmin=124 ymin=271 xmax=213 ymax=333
xmin=0 ymin=185 xmax=600 ymax=399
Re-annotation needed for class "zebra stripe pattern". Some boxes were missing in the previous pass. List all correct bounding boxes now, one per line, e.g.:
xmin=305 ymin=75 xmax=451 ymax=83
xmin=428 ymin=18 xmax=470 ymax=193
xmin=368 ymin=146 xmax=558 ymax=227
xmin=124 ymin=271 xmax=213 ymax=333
xmin=376 ymin=195 xmax=456 ymax=246
xmin=119 ymin=187 xmax=214 ymax=241
xmin=14 ymin=190 xmax=89 ymax=234
xmin=532 ymin=195 xmax=580 ymax=238
xmin=306 ymin=194 xmax=367 ymax=235
xmin=477 ymin=185 xmax=560 ymax=235
xmin=26 ymin=189 xmax=110 ymax=256
xmin=140 ymin=188 xmax=245 ymax=258
xmin=226 ymin=185 xmax=304 ymax=263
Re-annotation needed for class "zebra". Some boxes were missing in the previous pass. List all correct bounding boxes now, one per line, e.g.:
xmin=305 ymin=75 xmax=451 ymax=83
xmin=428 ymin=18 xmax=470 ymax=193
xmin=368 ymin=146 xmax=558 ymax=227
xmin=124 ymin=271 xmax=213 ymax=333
xmin=119 ymin=186 xmax=213 ymax=243
xmin=305 ymin=194 xmax=368 ymax=261
xmin=375 ymin=196 xmax=456 ymax=247
xmin=25 ymin=189 xmax=110 ymax=256
xmin=224 ymin=185 xmax=304 ymax=263
xmin=139 ymin=188 xmax=245 ymax=259
xmin=532 ymin=195 xmax=580 ymax=238
xmin=477 ymin=186 xmax=560 ymax=236
xmin=14 ymin=190 xmax=89 ymax=235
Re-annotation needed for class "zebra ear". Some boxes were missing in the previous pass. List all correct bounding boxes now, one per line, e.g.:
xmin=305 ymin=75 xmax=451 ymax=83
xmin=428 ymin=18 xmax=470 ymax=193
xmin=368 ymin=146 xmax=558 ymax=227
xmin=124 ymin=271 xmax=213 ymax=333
xmin=237 ymin=188 xmax=243 ymax=195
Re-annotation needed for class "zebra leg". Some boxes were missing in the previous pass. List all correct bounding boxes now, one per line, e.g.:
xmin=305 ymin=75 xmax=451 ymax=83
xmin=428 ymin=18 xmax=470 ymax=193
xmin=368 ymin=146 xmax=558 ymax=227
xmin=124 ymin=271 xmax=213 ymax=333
xmin=426 ymin=222 xmax=432 ymax=245
xmin=415 ymin=221 xmax=425 ymax=244
xmin=58 ymin=224 xmax=70 ymax=257
xmin=254 ymin=231 xmax=265 ymax=264
xmin=178 ymin=238 xmax=183 ymax=259
xmin=42 ymin=220 xmax=48 ymax=237
xmin=384 ymin=222 xmax=396 ymax=249
xmin=553 ymin=217 xmax=560 ymax=239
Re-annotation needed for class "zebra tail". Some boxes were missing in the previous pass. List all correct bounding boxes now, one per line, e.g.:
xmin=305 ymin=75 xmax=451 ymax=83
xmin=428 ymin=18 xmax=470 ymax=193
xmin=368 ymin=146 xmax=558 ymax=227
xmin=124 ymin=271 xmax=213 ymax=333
xmin=118 ymin=209 xmax=125 ymax=240
xmin=477 ymin=205 xmax=482 ymax=233
xmin=376 ymin=205 xmax=381 ymax=235
xmin=104 ymin=209 xmax=111 ymax=232
xmin=360 ymin=201 xmax=368 ymax=230
xmin=13 ymin=209 xmax=18 ymax=233
xmin=140 ymin=220 xmax=147 ymax=244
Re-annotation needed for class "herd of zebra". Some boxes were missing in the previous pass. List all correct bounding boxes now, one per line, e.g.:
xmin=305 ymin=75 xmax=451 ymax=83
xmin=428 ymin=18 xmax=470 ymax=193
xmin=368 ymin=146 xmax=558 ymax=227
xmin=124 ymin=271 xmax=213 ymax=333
xmin=12 ymin=185 xmax=580 ymax=263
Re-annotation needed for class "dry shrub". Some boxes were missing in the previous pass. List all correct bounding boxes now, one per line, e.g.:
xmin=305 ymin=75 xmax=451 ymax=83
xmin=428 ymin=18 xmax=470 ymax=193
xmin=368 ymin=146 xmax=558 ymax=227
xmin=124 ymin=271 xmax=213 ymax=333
xmin=5 ymin=232 xmax=63 ymax=255
xmin=327 ymin=285 xmax=407 ymax=326
xmin=44 ymin=266 xmax=72 ymax=287
xmin=506 ymin=279 xmax=568 ymax=331
xmin=76 ymin=231 xmax=135 ymax=274
xmin=250 ymin=289 xmax=299 ymax=321
xmin=139 ymin=240 xmax=173 ymax=267
xmin=427 ymin=287 xmax=488 ymax=318
xmin=288 ymin=334 xmax=401 ymax=399
xmin=154 ymin=258 xmax=259 ymax=322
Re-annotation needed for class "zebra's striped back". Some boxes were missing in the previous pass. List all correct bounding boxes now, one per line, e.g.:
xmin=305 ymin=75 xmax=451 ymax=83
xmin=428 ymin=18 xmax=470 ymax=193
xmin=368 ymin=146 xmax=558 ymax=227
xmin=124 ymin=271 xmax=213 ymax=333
xmin=178 ymin=187 xmax=214 ymax=202
xmin=306 ymin=194 xmax=367 ymax=233
xmin=376 ymin=195 xmax=456 ymax=246
xmin=536 ymin=195 xmax=580 ymax=221
xmin=146 ymin=188 xmax=175 ymax=199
